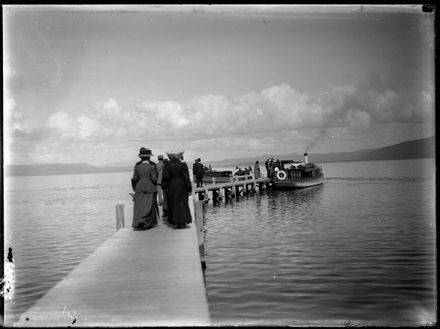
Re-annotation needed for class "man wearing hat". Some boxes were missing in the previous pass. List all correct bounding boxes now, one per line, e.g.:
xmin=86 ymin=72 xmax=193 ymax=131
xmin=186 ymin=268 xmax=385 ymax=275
xmin=193 ymin=158 xmax=205 ymax=188
xmin=131 ymin=147 xmax=159 ymax=230
xmin=156 ymin=154 xmax=168 ymax=218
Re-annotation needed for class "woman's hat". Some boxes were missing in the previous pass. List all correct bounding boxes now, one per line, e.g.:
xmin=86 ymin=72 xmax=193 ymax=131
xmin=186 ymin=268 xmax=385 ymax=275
xmin=166 ymin=149 xmax=184 ymax=159
xmin=158 ymin=155 xmax=164 ymax=160
xmin=139 ymin=147 xmax=154 ymax=158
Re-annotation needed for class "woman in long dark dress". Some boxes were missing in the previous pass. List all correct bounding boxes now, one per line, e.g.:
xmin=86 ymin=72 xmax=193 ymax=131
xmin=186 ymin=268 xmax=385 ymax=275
xmin=162 ymin=151 xmax=192 ymax=229
xmin=131 ymin=147 xmax=159 ymax=230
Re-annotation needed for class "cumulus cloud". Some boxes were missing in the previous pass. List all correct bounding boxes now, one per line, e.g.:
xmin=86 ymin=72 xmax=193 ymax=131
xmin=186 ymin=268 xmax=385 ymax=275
xmin=44 ymin=83 xmax=434 ymax=149
xmin=304 ymin=83 xmax=434 ymax=151
xmin=4 ymin=97 xmax=30 ymax=138
xmin=48 ymin=107 xmax=119 ymax=141
xmin=317 ymin=83 xmax=433 ymax=125
xmin=6 ymin=82 xmax=434 ymax=164
xmin=3 ymin=97 xmax=42 ymax=163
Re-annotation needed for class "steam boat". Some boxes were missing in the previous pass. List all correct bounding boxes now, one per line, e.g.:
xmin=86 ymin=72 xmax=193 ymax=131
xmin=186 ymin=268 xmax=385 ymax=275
xmin=272 ymin=153 xmax=324 ymax=189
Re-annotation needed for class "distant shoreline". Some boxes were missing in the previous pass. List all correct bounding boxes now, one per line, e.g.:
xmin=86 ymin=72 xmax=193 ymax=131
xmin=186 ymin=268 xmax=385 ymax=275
xmin=4 ymin=136 xmax=434 ymax=177
xmin=4 ymin=156 xmax=434 ymax=177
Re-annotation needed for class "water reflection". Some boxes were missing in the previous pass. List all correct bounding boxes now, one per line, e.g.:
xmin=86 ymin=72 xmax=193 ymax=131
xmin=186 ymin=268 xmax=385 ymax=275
xmin=204 ymin=161 xmax=435 ymax=326
xmin=266 ymin=185 xmax=324 ymax=213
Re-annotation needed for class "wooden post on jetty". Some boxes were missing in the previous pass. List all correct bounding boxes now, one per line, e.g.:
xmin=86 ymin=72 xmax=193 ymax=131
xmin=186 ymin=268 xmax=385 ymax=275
xmin=243 ymin=178 xmax=248 ymax=196
xmin=235 ymin=184 xmax=240 ymax=199
xmin=194 ymin=200 xmax=204 ymax=247
xmin=194 ymin=200 xmax=206 ymax=273
xmin=218 ymin=188 xmax=223 ymax=200
xmin=116 ymin=204 xmax=125 ymax=231
xmin=212 ymin=189 xmax=219 ymax=204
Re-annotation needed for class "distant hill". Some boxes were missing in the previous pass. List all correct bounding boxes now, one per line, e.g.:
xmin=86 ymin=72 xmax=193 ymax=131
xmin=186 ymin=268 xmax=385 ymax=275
xmin=4 ymin=136 xmax=434 ymax=176
xmin=209 ymin=136 xmax=435 ymax=167
xmin=360 ymin=136 xmax=435 ymax=161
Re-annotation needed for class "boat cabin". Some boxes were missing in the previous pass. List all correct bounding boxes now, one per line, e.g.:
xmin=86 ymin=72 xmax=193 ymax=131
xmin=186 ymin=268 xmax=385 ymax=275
xmin=274 ymin=160 xmax=323 ymax=181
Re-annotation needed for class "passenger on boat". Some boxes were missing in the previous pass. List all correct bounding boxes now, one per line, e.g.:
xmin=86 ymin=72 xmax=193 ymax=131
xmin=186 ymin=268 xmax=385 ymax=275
xmin=265 ymin=159 xmax=270 ymax=178
xmin=268 ymin=158 xmax=275 ymax=179
xmin=254 ymin=161 xmax=261 ymax=179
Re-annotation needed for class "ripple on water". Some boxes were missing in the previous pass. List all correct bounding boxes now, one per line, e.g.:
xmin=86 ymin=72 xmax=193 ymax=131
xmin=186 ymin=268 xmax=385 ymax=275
xmin=204 ymin=165 xmax=435 ymax=325
xmin=4 ymin=162 xmax=436 ymax=326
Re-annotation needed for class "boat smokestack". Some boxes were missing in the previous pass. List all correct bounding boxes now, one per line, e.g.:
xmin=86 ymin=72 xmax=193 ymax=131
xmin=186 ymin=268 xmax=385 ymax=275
xmin=304 ymin=153 xmax=308 ymax=164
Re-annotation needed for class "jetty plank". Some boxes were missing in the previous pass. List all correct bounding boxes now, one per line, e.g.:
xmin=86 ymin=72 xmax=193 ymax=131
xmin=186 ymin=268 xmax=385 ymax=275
xmin=16 ymin=197 xmax=209 ymax=327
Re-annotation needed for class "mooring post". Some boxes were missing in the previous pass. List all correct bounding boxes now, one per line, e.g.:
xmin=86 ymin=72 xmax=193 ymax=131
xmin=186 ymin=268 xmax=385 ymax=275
xmin=194 ymin=200 xmax=204 ymax=247
xmin=203 ymin=189 xmax=209 ymax=203
xmin=116 ymin=204 xmax=125 ymax=231
xmin=212 ymin=189 xmax=218 ymax=205
xmin=194 ymin=199 xmax=207 ymax=280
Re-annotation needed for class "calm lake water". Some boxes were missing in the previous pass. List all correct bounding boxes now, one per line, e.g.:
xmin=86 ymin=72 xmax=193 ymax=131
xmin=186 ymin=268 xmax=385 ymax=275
xmin=4 ymin=159 xmax=436 ymax=326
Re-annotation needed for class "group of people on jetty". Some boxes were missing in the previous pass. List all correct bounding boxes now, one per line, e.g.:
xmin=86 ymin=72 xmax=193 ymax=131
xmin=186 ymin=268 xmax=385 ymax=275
xmin=130 ymin=146 xmax=277 ymax=232
xmin=131 ymin=147 xmax=193 ymax=231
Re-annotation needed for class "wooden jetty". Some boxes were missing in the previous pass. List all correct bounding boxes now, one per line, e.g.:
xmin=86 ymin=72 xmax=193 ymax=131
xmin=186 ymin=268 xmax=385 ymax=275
xmin=15 ymin=197 xmax=209 ymax=327
xmin=193 ymin=174 xmax=272 ymax=203
xmin=13 ymin=175 xmax=271 ymax=327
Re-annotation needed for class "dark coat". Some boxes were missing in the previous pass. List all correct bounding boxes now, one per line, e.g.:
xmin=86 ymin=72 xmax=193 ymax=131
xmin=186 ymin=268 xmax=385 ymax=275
xmin=163 ymin=158 xmax=192 ymax=225
xmin=131 ymin=161 xmax=157 ymax=192
xmin=131 ymin=160 xmax=158 ymax=228
xmin=193 ymin=162 xmax=205 ymax=178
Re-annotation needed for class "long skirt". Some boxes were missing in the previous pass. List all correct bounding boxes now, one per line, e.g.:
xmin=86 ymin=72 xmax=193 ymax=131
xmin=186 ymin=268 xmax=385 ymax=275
xmin=167 ymin=191 xmax=192 ymax=226
xmin=132 ymin=192 xmax=159 ymax=229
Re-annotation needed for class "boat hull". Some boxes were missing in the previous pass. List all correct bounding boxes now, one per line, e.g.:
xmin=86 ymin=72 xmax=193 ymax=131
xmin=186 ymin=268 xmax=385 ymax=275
xmin=273 ymin=176 xmax=324 ymax=189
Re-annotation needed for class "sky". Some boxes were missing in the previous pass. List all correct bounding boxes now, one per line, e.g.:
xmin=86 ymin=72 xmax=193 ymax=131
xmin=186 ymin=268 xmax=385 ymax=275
xmin=3 ymin=5 xmax=435 ymax=166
